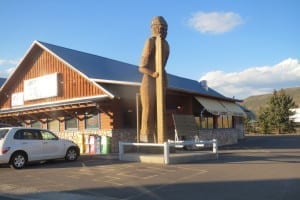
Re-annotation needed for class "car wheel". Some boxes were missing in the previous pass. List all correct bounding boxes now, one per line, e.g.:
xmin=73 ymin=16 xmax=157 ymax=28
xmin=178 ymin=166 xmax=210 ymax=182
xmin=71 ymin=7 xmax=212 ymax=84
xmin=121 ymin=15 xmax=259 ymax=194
xmin=65 ymin=147 xmax=78 ymax=161
xmin=10 ymin=152 xmax=27 ymax=169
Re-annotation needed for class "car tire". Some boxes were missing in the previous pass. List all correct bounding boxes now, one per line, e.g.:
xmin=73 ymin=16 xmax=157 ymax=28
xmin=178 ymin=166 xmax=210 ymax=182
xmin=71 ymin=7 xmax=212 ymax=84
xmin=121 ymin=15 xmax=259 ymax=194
xmin=65 ymin=147 xmax=79 ymax=161
xmin=10 ymin=152 xmax=27 ymax=169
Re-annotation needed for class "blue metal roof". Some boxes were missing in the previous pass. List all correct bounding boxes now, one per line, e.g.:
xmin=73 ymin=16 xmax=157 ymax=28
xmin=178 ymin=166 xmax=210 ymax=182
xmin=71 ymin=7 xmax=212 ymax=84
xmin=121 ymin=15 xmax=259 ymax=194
xmin=167 ymin=74 xmax=225 ymax=98
xmin=0 ymin=78 xmax=6 ymax=87
xmin=38 ymin=41 xmax=227 ymax=99
xmin=38 ymin=41 xmax=141 ymax=83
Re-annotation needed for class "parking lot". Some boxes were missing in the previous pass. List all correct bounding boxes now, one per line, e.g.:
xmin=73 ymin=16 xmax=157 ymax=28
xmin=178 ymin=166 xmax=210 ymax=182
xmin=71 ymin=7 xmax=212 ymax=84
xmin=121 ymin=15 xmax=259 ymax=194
xmin=1 ymin=135 xmax=300 ymax=200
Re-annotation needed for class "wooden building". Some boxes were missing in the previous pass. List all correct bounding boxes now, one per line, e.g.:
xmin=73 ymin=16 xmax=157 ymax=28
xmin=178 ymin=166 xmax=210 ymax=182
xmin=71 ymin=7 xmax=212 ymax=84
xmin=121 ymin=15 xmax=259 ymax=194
xmin=0 ymin=41 xmax=245 ymax=153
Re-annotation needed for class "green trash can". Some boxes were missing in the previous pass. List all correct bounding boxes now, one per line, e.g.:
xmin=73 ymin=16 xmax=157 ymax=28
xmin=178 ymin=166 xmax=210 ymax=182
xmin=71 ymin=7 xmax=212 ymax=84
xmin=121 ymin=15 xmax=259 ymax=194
xmin=101 ymin=136 xmax=111 ymax=154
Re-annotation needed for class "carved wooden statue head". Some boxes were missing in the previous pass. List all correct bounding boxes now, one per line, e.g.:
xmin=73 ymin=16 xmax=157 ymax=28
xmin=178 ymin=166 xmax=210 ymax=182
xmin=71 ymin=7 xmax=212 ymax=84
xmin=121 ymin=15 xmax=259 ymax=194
xmin=151 ymin=16 xmax=168 ymax=39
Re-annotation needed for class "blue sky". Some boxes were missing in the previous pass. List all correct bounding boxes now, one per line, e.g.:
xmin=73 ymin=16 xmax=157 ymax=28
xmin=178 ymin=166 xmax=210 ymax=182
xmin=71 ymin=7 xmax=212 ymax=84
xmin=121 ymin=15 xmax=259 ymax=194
xmin=0 ymin=0 xmax=299 ymax=99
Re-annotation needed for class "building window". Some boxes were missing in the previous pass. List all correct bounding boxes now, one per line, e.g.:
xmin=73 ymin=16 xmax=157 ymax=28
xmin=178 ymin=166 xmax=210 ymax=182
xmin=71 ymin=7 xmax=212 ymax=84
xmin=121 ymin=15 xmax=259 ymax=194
xmin=31 ymin=120 xmax=42 ymax=128
xmin=47 ymin=119 xmax=60 ymax=132
xmin=65 ymin=117 xmax=78 ymax=130
xmin=203 ymin=116 xmax=214 ymax=129
xmin=195 ymin=116 xmax=214 ymax=129
xmin=217 ymin=115 xmax=233 ymax=128
xmin=85 ymin=112 xmax=100 ymax=129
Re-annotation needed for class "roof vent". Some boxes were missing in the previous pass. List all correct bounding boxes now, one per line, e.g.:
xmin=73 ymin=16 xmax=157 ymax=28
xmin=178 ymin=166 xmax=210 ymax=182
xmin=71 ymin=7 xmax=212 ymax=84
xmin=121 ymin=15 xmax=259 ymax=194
xmin=199 ymin=80 xmax=208 ymax=91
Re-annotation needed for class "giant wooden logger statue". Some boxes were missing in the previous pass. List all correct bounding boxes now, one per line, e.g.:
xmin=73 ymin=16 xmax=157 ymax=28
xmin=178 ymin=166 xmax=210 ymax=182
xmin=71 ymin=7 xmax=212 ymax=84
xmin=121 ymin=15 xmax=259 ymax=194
xmin=139 ymin=16 xmax=170 ymax=143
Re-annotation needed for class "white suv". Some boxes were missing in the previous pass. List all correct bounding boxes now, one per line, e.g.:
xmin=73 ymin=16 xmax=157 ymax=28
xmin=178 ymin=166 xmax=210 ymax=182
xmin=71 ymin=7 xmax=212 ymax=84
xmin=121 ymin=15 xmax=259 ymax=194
xmin=0 ymin=127 xmax=80 ymax=169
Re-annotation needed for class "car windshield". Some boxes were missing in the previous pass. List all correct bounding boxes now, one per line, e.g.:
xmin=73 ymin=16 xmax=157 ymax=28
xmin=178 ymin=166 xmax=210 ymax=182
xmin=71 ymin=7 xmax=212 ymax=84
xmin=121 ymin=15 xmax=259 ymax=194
xmin=0 ymin=129 xmax=9 ymax=140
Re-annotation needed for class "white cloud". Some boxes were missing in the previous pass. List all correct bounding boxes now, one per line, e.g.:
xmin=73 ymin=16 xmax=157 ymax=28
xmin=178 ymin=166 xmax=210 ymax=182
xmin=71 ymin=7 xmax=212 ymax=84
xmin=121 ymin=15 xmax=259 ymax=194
xmin=0 ymin=59 xmax=18 ymax=66
xmin=199 ymin=58 xmax=300 ymax=99
xmin=0 ymin=58 xmax=18 ymax=77
xmin=5 ymin=67 xmax=16 ymax=75
xmin=188 ymin=11 xmax=243 ymax=34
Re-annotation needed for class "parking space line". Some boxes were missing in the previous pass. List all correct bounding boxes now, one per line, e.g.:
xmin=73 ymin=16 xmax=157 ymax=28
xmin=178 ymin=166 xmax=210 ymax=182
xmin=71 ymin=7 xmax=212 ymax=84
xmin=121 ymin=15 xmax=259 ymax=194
xmin=103 ymin=176 xmax=124 ymax=186
xmin=137 ymin=166 xmax=177 ymax=173
xmin=117 ymin=172 xmax=159 ymax=180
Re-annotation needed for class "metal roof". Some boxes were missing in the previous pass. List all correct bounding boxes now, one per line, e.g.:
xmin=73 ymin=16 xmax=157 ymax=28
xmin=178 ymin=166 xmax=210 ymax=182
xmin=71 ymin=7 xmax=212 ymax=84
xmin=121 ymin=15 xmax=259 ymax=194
xmin=37 ymin=41 xmax=227 ymax=100
xmin=38 ymin=41 xmax=141 ymax=83
xmin=0 ymin=78 xmax=6 ymax=87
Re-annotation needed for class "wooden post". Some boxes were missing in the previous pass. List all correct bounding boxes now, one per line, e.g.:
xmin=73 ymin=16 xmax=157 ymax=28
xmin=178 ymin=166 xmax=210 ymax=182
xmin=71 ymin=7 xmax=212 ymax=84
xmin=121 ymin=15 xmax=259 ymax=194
xmin=136 ymin=93 xmax=140 ymax=143
xmin=156 ymin=37 xmax=166 ymax=143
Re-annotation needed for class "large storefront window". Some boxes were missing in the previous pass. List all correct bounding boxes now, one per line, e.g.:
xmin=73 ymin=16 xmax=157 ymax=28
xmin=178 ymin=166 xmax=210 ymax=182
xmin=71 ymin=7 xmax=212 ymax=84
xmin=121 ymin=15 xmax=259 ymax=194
xmin=218 ymin=115 xmax=233 ymax=128
xmin=47 ymin=119 xmax=60 ymax=132
xmin=202 ymin=116 xmax=214 ymax=129
xmin=195 ymin=116 xmax=214 ymax=129
xmin=65 ymin=117 xmax=78 ymax=130
xmin=196 ymin=115 xmax=233 ymax=129
xmin=85 ymin=112 xmax=100 ymax=129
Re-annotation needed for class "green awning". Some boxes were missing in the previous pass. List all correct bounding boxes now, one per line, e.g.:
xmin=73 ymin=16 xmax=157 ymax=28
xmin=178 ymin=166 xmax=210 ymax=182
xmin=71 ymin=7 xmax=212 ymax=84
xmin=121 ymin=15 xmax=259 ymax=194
xmin=195 ymin=97 xmax=227 ymax=115
xmin=195 ymin=96 xmax=245 ymax=117
xmin=220 ymin=101 xmax=246 ymax=117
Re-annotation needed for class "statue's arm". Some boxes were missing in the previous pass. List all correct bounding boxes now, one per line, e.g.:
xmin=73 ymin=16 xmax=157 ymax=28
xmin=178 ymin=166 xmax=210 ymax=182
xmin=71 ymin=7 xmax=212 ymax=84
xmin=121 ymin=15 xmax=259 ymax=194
xmin=139 ymin=38 xmax=158 ymax=78
xmin=139 ymin=67 xmax=159 ymax=78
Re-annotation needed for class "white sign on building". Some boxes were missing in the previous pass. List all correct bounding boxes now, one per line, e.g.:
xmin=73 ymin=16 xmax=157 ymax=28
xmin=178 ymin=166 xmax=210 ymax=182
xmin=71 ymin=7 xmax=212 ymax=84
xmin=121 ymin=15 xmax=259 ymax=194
xmin=24 ymin=73 xmax=58 ymax=101
xmin=11 ymin=92 xmax=24 ymax=107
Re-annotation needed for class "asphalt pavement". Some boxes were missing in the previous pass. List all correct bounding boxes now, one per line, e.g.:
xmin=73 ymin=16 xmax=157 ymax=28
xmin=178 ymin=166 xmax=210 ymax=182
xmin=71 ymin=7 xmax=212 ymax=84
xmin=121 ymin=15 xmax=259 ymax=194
xmin=1 ymin=134 xmax=300 ymax=200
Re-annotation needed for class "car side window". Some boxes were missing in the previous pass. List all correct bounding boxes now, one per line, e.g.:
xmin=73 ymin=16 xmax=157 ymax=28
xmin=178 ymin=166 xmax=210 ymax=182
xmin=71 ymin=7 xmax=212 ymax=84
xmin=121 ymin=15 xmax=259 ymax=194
xmin=40 ymin=130 xmax=58 ymax=140
xmin=14 ymin=129 xmax=42 ymax=140
xmin=0 ymin=129 xmax=9 ymax=140
xmin=14 ymin=131 xmax=22 ymax=139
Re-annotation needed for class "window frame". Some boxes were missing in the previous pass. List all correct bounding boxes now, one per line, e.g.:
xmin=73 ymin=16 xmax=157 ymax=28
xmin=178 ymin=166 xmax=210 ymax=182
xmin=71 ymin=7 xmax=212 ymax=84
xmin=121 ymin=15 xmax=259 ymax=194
xmin=65 ymin=116 xmax=78 ymax=130
xmin=85 ymin=111 xmax=100 ymax=129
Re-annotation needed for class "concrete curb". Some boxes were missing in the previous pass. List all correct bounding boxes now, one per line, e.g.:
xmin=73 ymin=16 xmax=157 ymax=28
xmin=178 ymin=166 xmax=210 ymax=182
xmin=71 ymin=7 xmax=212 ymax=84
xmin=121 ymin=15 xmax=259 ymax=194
xmin=79 ymin=153 xmax=119 ymax=161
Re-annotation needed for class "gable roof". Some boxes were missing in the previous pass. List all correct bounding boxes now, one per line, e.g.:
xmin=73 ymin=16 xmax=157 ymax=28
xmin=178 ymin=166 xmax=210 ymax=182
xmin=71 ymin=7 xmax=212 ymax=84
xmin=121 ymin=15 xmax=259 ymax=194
xmin=39 ymin=41 xmax=141 ymax=84
xmin=1 ymin=40 xmax=232 ymax=101
xmin=37 ymin=41 xmax=230 ymax=100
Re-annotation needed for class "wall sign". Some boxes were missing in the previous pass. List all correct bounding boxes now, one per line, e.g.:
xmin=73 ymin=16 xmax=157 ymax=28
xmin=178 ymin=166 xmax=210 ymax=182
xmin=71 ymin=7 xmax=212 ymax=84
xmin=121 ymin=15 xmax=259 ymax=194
xmin=24 ymin=73 xmax=58 ymax=101
xmin=11 ymin=92 xmax=24 ymax=107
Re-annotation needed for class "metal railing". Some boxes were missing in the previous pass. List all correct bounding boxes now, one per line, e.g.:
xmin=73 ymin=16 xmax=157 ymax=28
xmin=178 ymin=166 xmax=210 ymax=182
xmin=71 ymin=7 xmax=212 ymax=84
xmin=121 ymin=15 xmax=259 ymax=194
xmin=119 ymin=139 xmax=218 ymax=164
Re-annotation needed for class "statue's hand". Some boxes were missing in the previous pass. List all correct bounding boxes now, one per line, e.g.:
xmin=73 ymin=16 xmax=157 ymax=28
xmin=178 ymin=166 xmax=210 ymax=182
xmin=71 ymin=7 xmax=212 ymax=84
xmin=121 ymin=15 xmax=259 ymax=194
xmin=152 ymin=72 xmax=159 ymax=78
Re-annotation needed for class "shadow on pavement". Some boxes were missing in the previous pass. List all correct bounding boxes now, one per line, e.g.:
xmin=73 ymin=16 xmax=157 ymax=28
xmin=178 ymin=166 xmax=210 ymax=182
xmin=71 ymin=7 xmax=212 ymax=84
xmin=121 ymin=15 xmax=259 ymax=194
xmin=220 ymin=135 xmax=300 ymax=150
xmin=1 ymin=178 xmax=299 ymax=200
xmin=184 ymin=134 xmax=300 ymax=165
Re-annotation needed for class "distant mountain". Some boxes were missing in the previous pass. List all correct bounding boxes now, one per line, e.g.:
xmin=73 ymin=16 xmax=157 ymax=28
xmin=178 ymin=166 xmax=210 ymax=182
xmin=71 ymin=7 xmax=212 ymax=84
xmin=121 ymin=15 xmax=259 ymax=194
xmin=241 ymin=86 xmax=300 ymax=117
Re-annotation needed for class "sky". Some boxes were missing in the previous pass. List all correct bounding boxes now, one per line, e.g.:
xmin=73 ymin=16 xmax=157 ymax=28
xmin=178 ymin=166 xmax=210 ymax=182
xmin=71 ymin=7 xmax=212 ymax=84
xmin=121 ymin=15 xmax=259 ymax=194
xmin=0 ymin=0 xmax=299 ymax=99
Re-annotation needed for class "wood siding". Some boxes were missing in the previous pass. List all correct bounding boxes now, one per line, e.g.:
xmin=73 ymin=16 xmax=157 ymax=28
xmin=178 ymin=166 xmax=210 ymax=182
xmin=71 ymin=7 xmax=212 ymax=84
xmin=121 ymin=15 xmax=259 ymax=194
xmin=0 ymin=45 xmax=105 ymax=109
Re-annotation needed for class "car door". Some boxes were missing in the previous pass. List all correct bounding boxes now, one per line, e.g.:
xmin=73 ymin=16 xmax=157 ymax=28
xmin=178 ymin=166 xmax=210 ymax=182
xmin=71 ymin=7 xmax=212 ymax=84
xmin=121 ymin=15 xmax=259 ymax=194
xmin=40 ymin=130 xmax=66 ymax=159
xmin=13 ymin=129 xmax=44 ymax=161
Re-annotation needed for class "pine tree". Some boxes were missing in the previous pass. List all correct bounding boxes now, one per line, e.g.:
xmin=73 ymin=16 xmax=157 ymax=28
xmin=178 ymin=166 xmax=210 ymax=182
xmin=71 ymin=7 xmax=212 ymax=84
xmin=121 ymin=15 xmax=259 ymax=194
xmin=258 ymin=107 xmax=271 ymax=134
xmin=258 ymin=89 xmax=296 ymax=134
